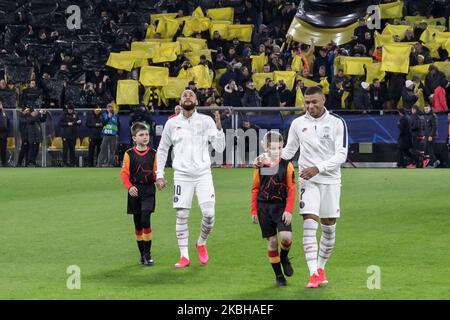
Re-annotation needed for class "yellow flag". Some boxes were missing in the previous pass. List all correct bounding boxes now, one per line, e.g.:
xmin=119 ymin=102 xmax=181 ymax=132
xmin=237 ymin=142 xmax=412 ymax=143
xmin=381 ymin=44 xmax=411 ymax=73
xmin=341 ymin=91 xmax=350 ymax=109
xmin=374 ymin=31 xmax=393 ymax=48
xmin=131 ymin=41 xmax=160 ymax=58
xmin=407 ymin=64 xmax=431 ymax=81
xmin=287 ymin=18 xmax=358 ymax=46
xmin=296 ymin=76 xmax=319 ymax=88
xmin=192 ymin=65 xmax=213 ymax=88
xmin=335 ymin=56 xmax=372 ymax=76
xmin=295 ymin=88 xmax=305 ymax=107
xmin=225 ymin=24 xmax=253 ymax=42
xmin=291 ymin=55 xmax=303 ymax=72
xmin=433 ymin=31 xmax=450 ymax=46
xmin=404 ymin=16 xmax=446 ymax=27
xmin=151 ymin=13 xmax=178 ymax=24
xmin=207 ymin=7 xmax=234 ymax=22
xmin=365 ymin=63 xmax=386 ymax=84
xmin=192 ymin=6 xmax=204 ymax=18
xmin=319 ymin=77 xmax=330 ymax=95
xmin=344 ymin=57 xmax=373 ymax=75
xmin=424 ymin=41 xmax=441 ymax=59
xmin=214 ymin=68 xmax=227 ymax=89
xmin=177 ymin=37 xmax=207 ymax=52
xmin=417 ymin=89 xmax=426 ymax=108
xmin=273 ymin=71 xmax=296 ymax=91
xmin=253 ymin=72 xmax=273 ymax=90
xmin=139 ymin=66 xmax=169 ymax=87
xmin=156 ymin=16 xmax=181 ymax=39
xmin=185 ymin=49 xmax=212 ymax=66
xmin=210 ymin=21 xmax=231 ymax=38
xmin=145 ymin=25 xmax=156 ymax=39
xmin=152 ymin=42 xmax=181 ymax=63
xmin=378 ymin=1 xmax=403 ymax=19
xmin=419 ymin=25 xmax=447 ymax=43
xmin=106 ymin=53 xmax=135 ymax=71
xmin=161 ymin=78 xmax=190 ymax=99
xmin=251 ymin=53 xmax=268 ymax=73
xmin=434 ymin=61 xmax=450 ymax=78
xmin=116 ymin=80 xmax=139 ymax=105
xmin=183 ymin=17 xmax=211 ymax=36
xmin=382 ymin=24 xmax=412 ymax=39
xmin=177 ymin=67 xmax=195 ymax=80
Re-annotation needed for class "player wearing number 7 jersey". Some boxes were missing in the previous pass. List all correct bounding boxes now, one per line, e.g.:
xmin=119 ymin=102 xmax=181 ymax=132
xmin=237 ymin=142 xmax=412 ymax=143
xmin=281 ymin=86 xmax=348 ymax=288
xmin=156 ymin=89 xmax=225 ymax=268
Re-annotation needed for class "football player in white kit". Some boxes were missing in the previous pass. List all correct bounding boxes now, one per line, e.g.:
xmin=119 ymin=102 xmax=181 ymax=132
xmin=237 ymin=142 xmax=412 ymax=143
xmin=283 ymin=86 xmax=348 ymax=288
xmin=257 ymin=85 xmax=348 ymax=288
xmin=156 ymin=89 xmax=225 ymax=268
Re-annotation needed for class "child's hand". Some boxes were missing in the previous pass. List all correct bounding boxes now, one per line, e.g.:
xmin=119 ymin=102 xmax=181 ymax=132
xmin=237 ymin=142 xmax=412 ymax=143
xmin=128 ymin=186 xmax=138 ymax=197
xmin=282 ymin=212 xmax=292 ymax=225
xmin=252 ymin=215 xmax=258 ymax=224
xmin=156 ymin=178 xmax=166 ymax=190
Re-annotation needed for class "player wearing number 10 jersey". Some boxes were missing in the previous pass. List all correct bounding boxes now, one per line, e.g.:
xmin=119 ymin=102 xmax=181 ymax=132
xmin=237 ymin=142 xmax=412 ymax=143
xmin=155 ymin=90 xmax=225 ymax=268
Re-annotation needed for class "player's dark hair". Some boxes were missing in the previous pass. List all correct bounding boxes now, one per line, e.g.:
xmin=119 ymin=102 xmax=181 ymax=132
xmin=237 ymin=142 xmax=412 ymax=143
xmin=131 ymin=122 xmax=148 ymax=137
xmin=305 ymin=86 xmax=323 ymax=96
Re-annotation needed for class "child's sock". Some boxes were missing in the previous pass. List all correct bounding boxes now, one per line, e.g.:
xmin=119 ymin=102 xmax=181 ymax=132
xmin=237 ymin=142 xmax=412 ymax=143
xmin=268 ymin=250 xmax=283 ymax=276
xmin=135 ymin=228 xmax=143 ymax=256
xmin=280 ymin=241 xmax=292 ymax=262
xmin=142 ymin=227 xmax=152 ymax=255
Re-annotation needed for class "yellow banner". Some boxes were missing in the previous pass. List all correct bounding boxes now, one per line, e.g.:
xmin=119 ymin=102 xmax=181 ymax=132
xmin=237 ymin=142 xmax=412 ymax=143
xmin=382 ymin=24 xmax=413 ymax=39
xmin=130 ymin=41 xmax=160 ymax=58
xmin=407 ymin=64 xmax=431 ymax=81
xmin=192 ymin=6 xmax=204 ymax=18
xmin=139 ymin=66 xmax=169 ymax=87
xmin=295 ymin=88 xmax=304 ymax=107
xmin=287 ymin=17 xmax=358 ymax=46
xmin=334 ymin=56 xmax=372 ymax=76
xmin=273 ymin=71 xmax=296 ymax=91
xmin=209 ymin=21 xmax=231 ymax=38
xmin=291 ymin=55 xmax=303 ymax=72
xmin=379 ymin=1 xmax=403 ymax=19
xmin=156 ymin=16 xmax=181 ymax=39
xmin=106 ymin=53 xmax=135 ymax=71
xmin=381 ymin=44 xmax=411 ymax=74
xmin=252 ymin=73 xmax=273 ymax=90
xmin=374 ymin=31 xmax=393 ymax=48
xmin=151 ymin=13 xmax=178 ymax=24
xmin=403 ymin=16 xmax=446 ymax=27
xmin=177 ymin=67 xmax=195 ymax=80
xmin=251 ymin=53 xmax=268 ymax=73
xmin=434 ymin=62 xmax=450 ymax=78
xmin=192 ymin=65 xmax=213 ymax=88
xmin=424 ymin=41 xmax=441 ymax=59
xmin=177 ymin=37 xmax=207 ymax=52
xmin=145 ymin=25 xmax=156 ymax=39
xmin=116 ymin=80 xmax=139 ymax=105
xmin=207 ymin=7 xmax=234 ymax=22
xmin=225 ymin=24 xmax=253 ymax=42
xmin=183 ymin=17 xmax=211 ymax=36
xmin=214 ymin=68 xmax=227 ymax=89
xmin=152 ymin=42 xmax=181 ymax=63
xmin=161 ymin=78 xmax=190 ymax=99
xmin=296 ymin=76 xmax=320 ymax=88
xmin=365 ymin=63 xmax=386 ymax=84
xmin=419 ymin=25 xmax=447 ymax=43
xmin=185 ymin=49 xmax=212 ymax=66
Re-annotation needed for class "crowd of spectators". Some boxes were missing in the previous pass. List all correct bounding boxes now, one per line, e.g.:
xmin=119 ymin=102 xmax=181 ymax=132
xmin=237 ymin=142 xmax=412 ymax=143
xmin=0 ymin=0 xmax=450 ymax=167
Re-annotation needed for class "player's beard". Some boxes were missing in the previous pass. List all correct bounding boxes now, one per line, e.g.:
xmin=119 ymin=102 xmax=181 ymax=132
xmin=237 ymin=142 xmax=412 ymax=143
xmin=181 ymin=100 xmax=196 ymax=111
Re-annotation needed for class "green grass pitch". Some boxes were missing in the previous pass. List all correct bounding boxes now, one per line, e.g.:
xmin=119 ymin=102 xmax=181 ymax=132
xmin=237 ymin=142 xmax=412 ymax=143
xmin=1 ymin=168 xmax=450 ymax=300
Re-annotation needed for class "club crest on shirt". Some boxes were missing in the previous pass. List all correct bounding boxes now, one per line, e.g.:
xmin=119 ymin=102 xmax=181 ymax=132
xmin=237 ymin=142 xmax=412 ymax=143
xmin=322 ymin=126 xmax=332 ymax=140
xmin=173 ymin=196 xmax=179 ymax=203
xmin=302 ymin=127 xmax=308 ymax=132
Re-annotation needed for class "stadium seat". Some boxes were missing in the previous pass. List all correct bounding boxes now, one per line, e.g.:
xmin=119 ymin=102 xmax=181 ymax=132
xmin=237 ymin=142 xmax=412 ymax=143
xmin=80 ymin=137 xmax=89 ymax=149
xmin=48 ymin=137 xmax=63 ymax=150
xmin=75 ymin=138 xmax=81 ymax=149
xmin=7 ymin=137 xmax=15 ymax=150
